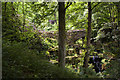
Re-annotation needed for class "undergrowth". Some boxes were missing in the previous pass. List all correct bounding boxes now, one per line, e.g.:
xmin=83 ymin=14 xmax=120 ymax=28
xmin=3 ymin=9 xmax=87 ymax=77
xmin=2 ymin=40 xmax=79 ymax=78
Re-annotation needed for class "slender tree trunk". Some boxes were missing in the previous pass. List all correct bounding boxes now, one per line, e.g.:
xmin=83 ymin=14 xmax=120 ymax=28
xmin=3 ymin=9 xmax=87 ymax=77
xmin=115 ymin=2 xmax=120 ymax=28
xmin=83 ymin=2 xmax=92 ymax=69
xmin=11 ymin=2 xmax=15 ymax=16
xmin=23 ymin=2 xmax=25 ymax=29
xmin=17 ymin=2 xmax=19 ymax=12
xmin=4 ymin=2 xmax=7 ymax=13
xmin=117 ymin=3 xmax=120 ymax=47
xmin=117 ymin=3 xmax=120 ymax=28
xmin=109 ymin=7 xmax=112 ymax=22
xmin=11 ymin=2 xmax=15 ymax=28
xmin=4 ymin=2 xmax=7 ymax=21
xmin=58 ymin=2 xmax=66 ymax=69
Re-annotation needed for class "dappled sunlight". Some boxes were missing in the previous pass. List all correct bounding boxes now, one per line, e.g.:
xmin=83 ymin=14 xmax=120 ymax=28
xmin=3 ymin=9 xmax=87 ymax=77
xmin=2 ymin=2 xmax=120 ymax=79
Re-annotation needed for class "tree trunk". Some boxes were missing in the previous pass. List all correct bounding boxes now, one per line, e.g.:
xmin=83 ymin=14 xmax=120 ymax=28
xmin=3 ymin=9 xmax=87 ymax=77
xmin=17 ymin=2 xmax=19 ymax=12
xmin=4 ymin=2 xmax=7 ymax=21
xmin=83 ymin=2 xmax=92 ymax=69
xmin=115 ymin=2 xmax=120 ymax=28
xmin=5 ymin=2 xmax=7 ymax=12
xmin=117 ymin=2 xmax=120 ymax=28
xmin=58 ymin=2 xmax=66 ymax=69
xmin=23 ymin=2 xmax=25 ymax=29
xmin=11 ymin=2 xmax=15 ymax=28
xmin=11 ymin=2 xmax=15 ymax=16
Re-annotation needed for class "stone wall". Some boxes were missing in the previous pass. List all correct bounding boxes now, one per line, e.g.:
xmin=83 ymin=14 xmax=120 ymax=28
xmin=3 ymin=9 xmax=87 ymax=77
xmin=39 ymin=29 xmax=86 ymax=45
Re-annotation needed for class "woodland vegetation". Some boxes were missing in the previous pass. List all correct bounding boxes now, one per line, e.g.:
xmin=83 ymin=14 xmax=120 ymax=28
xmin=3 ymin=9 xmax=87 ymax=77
xmin=2 ymin=1 xmax=120 ymax=79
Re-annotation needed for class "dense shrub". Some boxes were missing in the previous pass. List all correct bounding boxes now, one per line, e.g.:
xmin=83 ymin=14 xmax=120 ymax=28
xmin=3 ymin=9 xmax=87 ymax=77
xmin=2 ymin=41 xmax=79 ymax=78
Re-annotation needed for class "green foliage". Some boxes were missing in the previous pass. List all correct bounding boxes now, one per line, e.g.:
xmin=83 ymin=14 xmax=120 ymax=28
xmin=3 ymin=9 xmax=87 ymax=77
xmin=2 ymin=2 xmax=120 ymax=78
xmin=66 ymin=2 xmax=88 ymax=30
xmin=2 ymin=2 xmax=22 ymax=41
xmin=75 ymin=39 xmax=83 ymax=44
xmin=28 ymin=34 xmax=49 ymax=54
xmin=95 ymin=22 xmax=120 ymax=55
xmin=102 ymin=60 xmax=120 ymax=79
xmin=2 ymin=41 xmax=79 ymax=78
xmin=95 ymin=23 xmax=113 ymax=42
xmin=45 ymin=37 xmax=58 ymax=50
xmin=78 ymin=66 xmax=98 ymax=78
xmin=65 ymin=64 xmax=99 ymax=78
xmin=94 ymin=19 xmax=120 ymax=79
xmin=30 ymin=2 xmax=58 ymax=31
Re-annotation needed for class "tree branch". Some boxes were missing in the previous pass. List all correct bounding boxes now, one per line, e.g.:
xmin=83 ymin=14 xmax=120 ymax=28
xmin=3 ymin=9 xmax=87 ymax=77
xmin=43 ymin=5 xmax=58 ymax=17
xmin=65 ymin=2 xmax=72 ymax=11
xmin=91 ymin=2 xmax=101 ymax=10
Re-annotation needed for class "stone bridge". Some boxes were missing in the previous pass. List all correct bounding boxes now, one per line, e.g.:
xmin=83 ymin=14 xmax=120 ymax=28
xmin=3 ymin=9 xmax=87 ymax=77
xmin=39 ymin=29 xmax=86 ymax=46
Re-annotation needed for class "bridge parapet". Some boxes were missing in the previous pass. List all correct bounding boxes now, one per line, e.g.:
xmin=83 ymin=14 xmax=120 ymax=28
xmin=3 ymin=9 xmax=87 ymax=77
xmin=39 ymin=29 xmax=86 ymax=45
